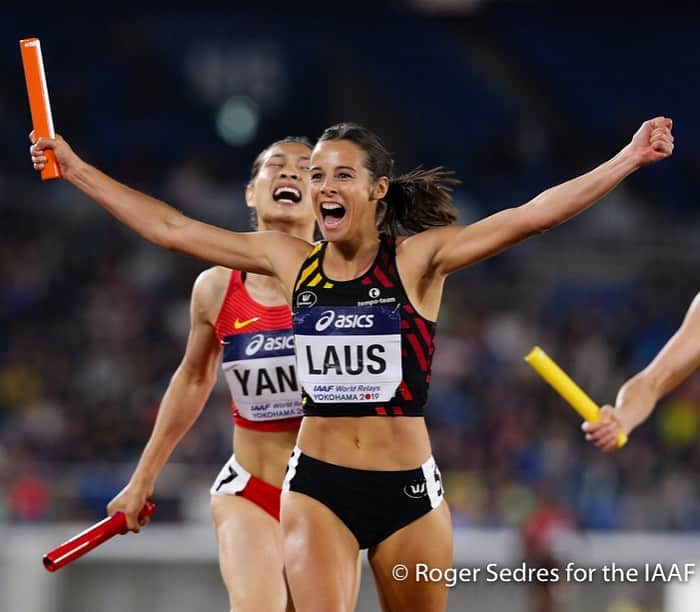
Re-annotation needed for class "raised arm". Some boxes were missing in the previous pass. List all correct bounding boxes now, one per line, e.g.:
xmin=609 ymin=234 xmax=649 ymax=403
xmin=29 ymin=133 xmax=311 ymax=291
xmin=107 ymin=268 xmax=226 ymax=530
xmin=402 ymin=117 xmax=673 ymax=278
xmin=584 ymin=292 xmax=700 ymax=452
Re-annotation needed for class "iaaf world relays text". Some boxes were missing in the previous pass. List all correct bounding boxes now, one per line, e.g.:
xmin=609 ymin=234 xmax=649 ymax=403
xmin=391 ymin=562 xmax=697 ymax=587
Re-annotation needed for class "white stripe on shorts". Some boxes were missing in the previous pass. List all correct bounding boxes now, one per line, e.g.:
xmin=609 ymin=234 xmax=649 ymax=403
xmin=282 ymin=446 xmax=302 ymax=492
xmin=420 ymin=456 xmax=444 ymax=509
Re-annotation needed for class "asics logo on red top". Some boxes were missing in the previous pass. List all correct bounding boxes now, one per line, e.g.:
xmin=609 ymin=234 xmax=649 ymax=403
xmin=244 ymin=333 xmax=295 ymax=357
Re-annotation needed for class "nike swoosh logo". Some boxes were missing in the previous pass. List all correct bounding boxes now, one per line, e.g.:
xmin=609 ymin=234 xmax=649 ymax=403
xmin=234 ymin=317 xmax=260 ymax=330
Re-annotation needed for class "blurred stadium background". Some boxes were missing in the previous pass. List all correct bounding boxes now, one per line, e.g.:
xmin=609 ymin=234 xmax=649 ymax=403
xmin=1 ymin=3 xmax=699 ymax=611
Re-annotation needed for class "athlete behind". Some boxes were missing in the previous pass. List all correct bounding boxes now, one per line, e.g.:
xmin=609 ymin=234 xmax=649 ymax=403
xmin=30 ymin=116 xmax=673 ymax=611
xmin=106 ymin=138 xmax=315 ymax=612
xmin=583 ymin=291 xmax=700 ymax=452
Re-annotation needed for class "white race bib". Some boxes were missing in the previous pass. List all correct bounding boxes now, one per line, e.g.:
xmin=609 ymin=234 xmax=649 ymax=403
xmin=294 ymin=306 xmax=402 ymax=403
xmin=221 ymin=330 xmax=302 ymax=421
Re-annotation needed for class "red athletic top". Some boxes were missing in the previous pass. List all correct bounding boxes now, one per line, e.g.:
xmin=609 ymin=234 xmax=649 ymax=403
xmin=214 ymin=270 xmax=303 ymax=432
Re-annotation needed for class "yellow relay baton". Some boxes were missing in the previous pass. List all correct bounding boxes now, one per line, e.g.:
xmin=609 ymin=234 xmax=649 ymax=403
xmin=524 ymin=346 xmax=627 ymax=449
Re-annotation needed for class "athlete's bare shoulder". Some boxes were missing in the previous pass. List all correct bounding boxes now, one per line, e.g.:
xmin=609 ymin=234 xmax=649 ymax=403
xmin=262 ymin=232 xmax=318 ymax=297
xmin=192 ymin=266 xmax=232 ymax=325
xmin=264 ymin=231 xmax=316 ymax=264
xmin=395 ymin=227 xmax=456 ymax=277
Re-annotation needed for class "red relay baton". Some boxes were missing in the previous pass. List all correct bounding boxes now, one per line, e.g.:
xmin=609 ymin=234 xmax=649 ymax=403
xmin=43 ymin=499 xmax=156 ymax=572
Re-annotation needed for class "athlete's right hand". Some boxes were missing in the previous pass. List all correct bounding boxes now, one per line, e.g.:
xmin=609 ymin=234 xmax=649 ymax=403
xmin=28 ymin=131 xmax=81 ymax=177
xmin=107 ymin=483 xmax=153 ymax=533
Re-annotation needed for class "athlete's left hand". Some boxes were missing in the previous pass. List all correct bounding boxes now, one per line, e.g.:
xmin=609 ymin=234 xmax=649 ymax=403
xmin=582 ymin=405 xmax=627 ymax=452
xmin=624 ymin=116 xmax=674 ymax=167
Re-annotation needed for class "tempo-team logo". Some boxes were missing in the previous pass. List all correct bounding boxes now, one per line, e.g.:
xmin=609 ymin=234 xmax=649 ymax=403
xmin=314 ymin=310 xmax=375 ymax=332
xmin=296 ymin=291 xmax=317 ymax=308
xmin=369 ymin=287 xmax=381 ymax=299
xmin=245 ymin=334 xmax=295 ymax=356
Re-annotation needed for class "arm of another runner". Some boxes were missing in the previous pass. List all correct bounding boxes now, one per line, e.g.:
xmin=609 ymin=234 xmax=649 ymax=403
xmin=583 ymin=292 xmax=700 ymax=452
xmin=107 ymin=268 xmax=226 ymax=531
xmin=403 ymin=117 xmax=673 ymax=278
xmin=28 ymin=133 xmax=311 ymax=287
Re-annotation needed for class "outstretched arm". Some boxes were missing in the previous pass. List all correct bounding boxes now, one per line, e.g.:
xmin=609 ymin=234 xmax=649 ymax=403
xmin=403 ymin=117 xmax=674 ymax=277
xmin=107 ymin=268 xmax=225 ymax=531
xmin=29 ymin=133 xmax=311 ymax=287
xmin=584 ymin=292 xmax=700 ymax=452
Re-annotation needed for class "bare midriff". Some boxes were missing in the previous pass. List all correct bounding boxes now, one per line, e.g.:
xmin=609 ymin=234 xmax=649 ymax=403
xmin=233 ymin=427 xmax=299 ymax=487
xmin=296 ymin=416 xmax=433 ymax=471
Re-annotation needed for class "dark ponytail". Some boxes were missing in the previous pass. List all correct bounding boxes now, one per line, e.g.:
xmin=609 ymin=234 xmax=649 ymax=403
xmin=381 ymin=167 xmax=459 ymax=236
xmin=318 ymin=123 xmax=459 ymax=236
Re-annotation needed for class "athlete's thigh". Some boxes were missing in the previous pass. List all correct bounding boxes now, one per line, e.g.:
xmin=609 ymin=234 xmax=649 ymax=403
xmin=281 ymin=490 xmax=360 ymax=612
xmin=211 ymin=494 xmax=288 ymax=612
xmin=369 ymin=501 xmax=453 ymax=612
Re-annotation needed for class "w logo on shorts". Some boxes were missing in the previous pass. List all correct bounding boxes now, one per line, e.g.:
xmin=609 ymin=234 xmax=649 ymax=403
xmin=403 ymin=480 xmax=428 ymax=499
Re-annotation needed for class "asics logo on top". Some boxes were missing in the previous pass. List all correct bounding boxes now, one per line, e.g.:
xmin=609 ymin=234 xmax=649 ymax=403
xmin=245 ymin=333 xmax=295 ymax=356
xmin=234 ymin=317 xmax=260 ymax=330
xmin=314 ymin=310 xmax=375 ymax=332
xmin=315 ymin=310 xmax=335 ymax=332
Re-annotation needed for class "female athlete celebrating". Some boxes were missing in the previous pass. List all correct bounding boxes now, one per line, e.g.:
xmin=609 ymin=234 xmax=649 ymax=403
xmin=106 ymin=137 xmax=316 ymax=612
xmin=30 ymin=116 xmax=673 ymax=611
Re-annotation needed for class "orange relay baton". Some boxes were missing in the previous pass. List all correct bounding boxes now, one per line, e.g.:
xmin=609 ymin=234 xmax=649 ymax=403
xmin=20 ymin=37 xmax=61 ymax=181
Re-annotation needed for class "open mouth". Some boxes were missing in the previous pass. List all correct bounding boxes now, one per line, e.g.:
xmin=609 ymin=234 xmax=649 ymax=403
xmin=320 ymin=202 xmax=346 ymax=228
xmin=273 ymin=185 xmax=302 ymax=204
